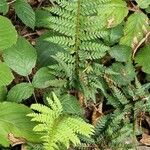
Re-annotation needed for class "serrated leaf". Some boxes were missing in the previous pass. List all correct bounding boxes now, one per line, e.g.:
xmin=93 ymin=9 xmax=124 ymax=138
xmin=0 ymin=16 xmax=18 ymax=50
xmin=7 ymin=83 xmax=34 ymax=102
xmin=0 ymin=0 xmax=9 ymax=15
xmin=136 ymin=0 xmax=150 ymax=9
xmin=3 ymin=36 xmax=37 ymax=76
xmin=110 ymin=62 xmax=135 ymax=86
xmin=110 ymin=45 xmax=132 ymax=62
xmin=120 ymin=12 xmax=149 ymax=47
xmin=103 ymin=24 xmax=124 ymax=45
xmin=0 ymin=86 xmax=7 ymax=102
xmin=35 ymin=9 xmax=51 ymax=28
xmin=135 ymin=44 xmax=150 ymax=74
xmin=0 ymin=102 xmax=40 ymax=147
xmin=98 ymin=0 xmax=128 ymax=28
xmin=0 ymin=63 xmax=14 ymax=87
xmin=60 ymin=94 xmax=83 ymax=116
xmin=32 ymin=67 xmax=54 ymax=89
xmin=14 ymin=0 xmax=35 ymax=29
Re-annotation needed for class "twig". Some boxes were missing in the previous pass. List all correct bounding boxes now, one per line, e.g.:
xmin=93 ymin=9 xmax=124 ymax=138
xmin=26 ymin=75 xmax=38 ymax=103
xmin=132 ymin=32 xmax=150 ymax=59
xmin=8 ymin=0 xmax=16 ymax=5
xmin=23 ymin=32 xmax=37 ymax=38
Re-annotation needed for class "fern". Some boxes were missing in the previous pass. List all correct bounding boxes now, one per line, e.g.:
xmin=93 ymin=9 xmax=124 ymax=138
xmin=44 ymin=0 xmax=112 ymax=101
xmin=27 ymin=92 xmax=94 ymax=150
xmin=93 ymin=77 xmax=150 ymax=149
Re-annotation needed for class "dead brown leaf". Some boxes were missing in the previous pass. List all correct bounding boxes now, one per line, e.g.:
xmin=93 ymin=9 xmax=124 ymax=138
xmin=140 ymin=133 xmax=150 ymax=146
xmin=8 ymin=133 xmax=26 ymax=147
xmin=92 ymin=103 xmax=103 ymax=126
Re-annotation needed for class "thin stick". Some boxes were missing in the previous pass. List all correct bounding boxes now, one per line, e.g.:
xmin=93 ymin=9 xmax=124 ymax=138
xmin=8 ymin=0 xmax=16 ymax=5
xmin=132 ymin=32 xmax=150 ymax=59
xmin=26 ymin=75 xmax=38 ymax=103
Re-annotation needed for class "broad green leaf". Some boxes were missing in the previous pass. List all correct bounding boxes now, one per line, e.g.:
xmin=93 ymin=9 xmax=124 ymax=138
xmin=0 ymin=16 xmax=18 ymax=50
xmin=0 ymin=63 xmax=14 ymax=87
xmin=98 ymin=0 xmax=128 ymax=28
xmin=35 ymin=32 xmax=64 ymax=68
xmin=103 ymin=24 xmax=124 ymax=45
xmin=32 ymin=67 xmax=54 ymax=89
xmin=110 ymin=45 xmax=132 ymax=62
xmin=3 ymin=36 xmax=37 ymax=76
xmin=0 ymin=0 xmax=8 ymax=15
xmin=60 ymin=94 xmax=83 ymax=116
xmin=136 ymin=0 xmax=150 ymax=9
xmin=146 ymin=6 xmax=150 ymax=13
xmin=7 ymin=83 xmax=34 ymax=102
xmin=110 ymin=62 xmax=135 ymax=86
xmin=0 ymin=102 xmax=40 ymax=147
xmin=0 ymin=86 xmax=7 ymax=102
xmin=14 ymin=0 xmax=35 ymax=29
xmin=120 ymin=12 xmax=149 ymax=47
xmin=135 ymin=44 xmax=150 ymax=74
xmin=35 ymin=9 xmax=51 ymax=28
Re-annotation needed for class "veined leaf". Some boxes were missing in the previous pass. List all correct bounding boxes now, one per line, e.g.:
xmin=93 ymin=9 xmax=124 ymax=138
xmin=14 ymin=0 xmax=35 ymax=29
xmin=0 ymin=86 xmax=7 ymax=102
xmin=0 ymin=16 xmax=18 ymax=50
xmin=98 ymin=0 xmax=128 ymax=28
xmin=120 ymin=12 xmax=149 ymax=48
xmin=0 ymin=63 xmax=14 ymax=87
xmin=35 ymin=9 xmax=51 ymax=28
xmin=0 ymin=102 xmax=40 ymax=147
xmin=135 ymin=44 xmax=150 ymax=74
xmin=0 ymin=0 xmax=8 ymax=15
xmin=3 ymin=36 xmax=37 ymax=76
xmin=32 ymin=67 xmax=55 ymax=89
xmin=7 ymin=83 xmax=34 ymax=102
xmin=136 ymin=0 xmax=150 ymax=9
xmin=110 ymin=45 xmax=132 ymax=62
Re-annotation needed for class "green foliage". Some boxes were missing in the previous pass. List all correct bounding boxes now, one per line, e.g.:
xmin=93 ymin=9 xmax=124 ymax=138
xmin=0 ymin=63 xmax=14 ymax=87
xmin=3 ymin=37 xmax=37 ymax=76
xmin=109 ymin=45 xmax=132 ymax=62
xmin=14 ymin=0 xmax=35 ymax=29
xmin=0 ymin=86 xmax=7 ymax=102
xmin=0 ymin=0 xmax=8 ymax=15
xmin=135 ymin=44 xmax=150 ymax=74
xmin=0 ymin=0 xmax=150 ymax=149
xmin=120 ymin=12 xmax=149 ymax=47
xmin=136 ymin=0 xmax=150 ymax=9
xmin=93 ymin=78 xmax=150 ymax=149
xmin=0 ymin=102 xmax=40 ymax=147
xmin=7 ymin=83 xmax=34 ymax=102
xmin=28 ymin=93 xmax=94 ymax=150
xmin=0 ymin=16 xmax=18 ymax=50
xmin=97 ymin=0 xmax=128 ymax=28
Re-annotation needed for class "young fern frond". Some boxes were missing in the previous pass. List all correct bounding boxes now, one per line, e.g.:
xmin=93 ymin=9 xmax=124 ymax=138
xmin=28 ymin=92 xmax=94 ymax=150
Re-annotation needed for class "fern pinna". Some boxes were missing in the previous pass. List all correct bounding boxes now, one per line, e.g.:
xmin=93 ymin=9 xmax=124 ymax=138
xmin=44 ymin=0 xmax=112 ymax=102
xmin=93 ymin=77 xmax=150 ymax=150
xmin=28 ymin=92 xmax=94 ymax=150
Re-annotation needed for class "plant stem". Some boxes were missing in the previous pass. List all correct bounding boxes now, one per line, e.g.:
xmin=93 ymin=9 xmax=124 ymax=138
xmin=26 ymin=75 xmax=38 ymax=103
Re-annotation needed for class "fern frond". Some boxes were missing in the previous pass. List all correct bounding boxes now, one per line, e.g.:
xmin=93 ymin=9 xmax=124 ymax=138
xmin=28 ymin=92 xmax=94 ymax=150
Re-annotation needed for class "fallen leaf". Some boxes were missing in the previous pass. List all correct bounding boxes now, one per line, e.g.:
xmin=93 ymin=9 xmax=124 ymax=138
xmin=92 ymin=103 xmax=103 ymax=126
xmin=8 ymin=133 xmax=26 ymax=147
xmin=140 ymin=133 xmax=150 ymax=145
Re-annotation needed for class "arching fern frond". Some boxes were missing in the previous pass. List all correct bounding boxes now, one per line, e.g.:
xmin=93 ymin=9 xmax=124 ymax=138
xmin=27 ymin=92 xmax=94 ymax=150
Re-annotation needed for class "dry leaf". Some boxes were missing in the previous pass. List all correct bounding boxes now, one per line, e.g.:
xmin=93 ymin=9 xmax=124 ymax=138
xmin=107 ymin=18 xmax=115 ymax=28
xmin=78 ymin=91 xmax=85 ymax=107
xmin=140 ymin=133 xmax=150 ymax=146
xmin=92 ymin=103 xmax=103 ymax=126
xmin=8 ymin=133 xmax=26 ymax=147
